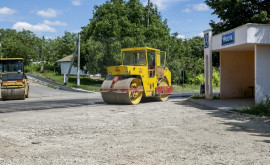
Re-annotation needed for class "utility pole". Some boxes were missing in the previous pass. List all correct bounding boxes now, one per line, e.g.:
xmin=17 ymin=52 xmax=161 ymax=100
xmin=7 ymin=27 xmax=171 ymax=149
xmin=0 ymin=43 xmax=2 ymax=59
xmin=41 ymin=36 xmax=44 ymax=72
xmin=0 ymin=33 xmax=2 ymax=59
xmin=77 ymin=33 xmax=80 ymax=86
xmin=147 ymin=0 xmax=150 ymax=27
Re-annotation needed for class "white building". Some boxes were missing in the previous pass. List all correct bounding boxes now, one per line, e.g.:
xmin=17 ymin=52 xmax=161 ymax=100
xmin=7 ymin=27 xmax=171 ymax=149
xmin=204 ymin=23 xmax=270 ymax=103
xmin=56 ymin=54 xmax=86 ymax=76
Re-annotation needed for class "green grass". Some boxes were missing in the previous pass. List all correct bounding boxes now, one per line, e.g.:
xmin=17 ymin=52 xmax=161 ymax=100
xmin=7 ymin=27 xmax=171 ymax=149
xmin=30 ymin=71 xmax=103 ymax=92
xmin=191 ymin=94 xmax=220 ymax=99
xmin=232 ymin=97 xmax=270 ymax=117
xmin=173 ymin=84 xmax=200 ymax=92
xmin=47 ymin=84 xmax=57 ymax=89
xmin=190 ymin=94 xmax=205 ymax=99
xmin=173 ymin=84 xmax=220 ymax=93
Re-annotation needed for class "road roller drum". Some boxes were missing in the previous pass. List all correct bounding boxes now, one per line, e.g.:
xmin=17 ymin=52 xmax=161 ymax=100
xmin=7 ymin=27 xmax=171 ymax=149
xmin=101 ymin=77 xmax=143 ymax=105
xmin=1 ymin=88 xmax=25 ymax=100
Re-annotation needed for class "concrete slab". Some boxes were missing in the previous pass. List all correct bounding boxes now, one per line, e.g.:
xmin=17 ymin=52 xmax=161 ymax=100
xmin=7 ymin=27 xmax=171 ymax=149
xmin=188 ymin=98 xmax=254 ymax=110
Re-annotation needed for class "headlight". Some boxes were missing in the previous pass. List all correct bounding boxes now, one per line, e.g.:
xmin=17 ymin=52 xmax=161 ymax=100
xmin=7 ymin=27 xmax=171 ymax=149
xmin=125 ymin=71 xmax=129 ymax=75
xmin=109 ymin=72 xmax=112 ymax=75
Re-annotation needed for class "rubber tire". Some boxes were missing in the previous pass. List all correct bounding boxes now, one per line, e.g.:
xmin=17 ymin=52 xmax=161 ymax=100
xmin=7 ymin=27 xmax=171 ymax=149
xmin=25 ymin=86 xmax=29 ymax=98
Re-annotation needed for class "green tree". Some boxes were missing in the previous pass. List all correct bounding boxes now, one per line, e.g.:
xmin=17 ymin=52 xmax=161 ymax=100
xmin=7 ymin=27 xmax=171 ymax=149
xmin=0 ymin=29 xmax=40 ymax=65
xmin=205 ymin=0 xmax=270 ymax=34
xmin=80 ymin=0 xmax=170 ymax=75
xmin=44 ymin=31 xmax=77 ymax=63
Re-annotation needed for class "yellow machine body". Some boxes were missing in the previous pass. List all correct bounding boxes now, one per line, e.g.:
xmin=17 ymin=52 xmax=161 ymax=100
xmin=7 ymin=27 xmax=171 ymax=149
xmin=0 ymin=58 xmax=29 ymax=100
xmin=101 ymin=47 xmax=172 ymax=105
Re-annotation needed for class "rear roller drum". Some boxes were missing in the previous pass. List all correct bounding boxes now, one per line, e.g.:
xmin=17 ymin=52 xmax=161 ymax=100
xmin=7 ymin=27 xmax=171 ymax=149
xmin=155 ymin=79 xmax=169 ymax=102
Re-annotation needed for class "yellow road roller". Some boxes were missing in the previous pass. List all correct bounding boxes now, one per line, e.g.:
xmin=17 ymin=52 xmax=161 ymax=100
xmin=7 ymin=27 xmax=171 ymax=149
xmin=100 ymin=47 xmax=172 ymax=105
xmin=0 ymin=58 xmax=29 ymax=100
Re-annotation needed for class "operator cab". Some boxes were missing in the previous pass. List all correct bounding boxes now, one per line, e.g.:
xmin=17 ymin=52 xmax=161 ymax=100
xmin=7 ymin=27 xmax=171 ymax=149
xmin=121 ymin=47 xmax=166 ymax=78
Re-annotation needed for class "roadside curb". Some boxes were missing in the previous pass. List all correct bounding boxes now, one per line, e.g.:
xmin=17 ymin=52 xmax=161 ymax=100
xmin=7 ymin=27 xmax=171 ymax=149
xmin=27 ymin=75 xmax=59 ymax=89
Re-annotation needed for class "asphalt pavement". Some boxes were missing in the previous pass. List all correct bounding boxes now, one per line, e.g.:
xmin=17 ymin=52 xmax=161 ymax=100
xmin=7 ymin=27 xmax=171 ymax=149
xmin=0 ymin=79 xmax=195 ymax=113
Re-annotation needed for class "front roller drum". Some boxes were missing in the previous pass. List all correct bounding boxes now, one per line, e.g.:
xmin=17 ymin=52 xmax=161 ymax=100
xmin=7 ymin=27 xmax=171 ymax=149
xmin=1 ymin=88 xmax=25 ymax=100
xmin=101 ymin=78 xmax=143 ymax=105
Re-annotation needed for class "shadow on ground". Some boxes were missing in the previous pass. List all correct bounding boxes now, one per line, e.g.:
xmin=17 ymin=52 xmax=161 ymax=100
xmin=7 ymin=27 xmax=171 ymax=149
xmin=173 ymin=99 xmax=270 ymax=144
xmin=0 ymin=98 xmax=105 ymax=113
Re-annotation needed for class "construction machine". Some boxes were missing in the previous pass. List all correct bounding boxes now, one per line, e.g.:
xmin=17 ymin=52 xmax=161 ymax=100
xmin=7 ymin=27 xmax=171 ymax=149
xmin=100 ymin=47 xmax=172 ymax=105
xmin=0 ymin=58 xmax=29 ymax=100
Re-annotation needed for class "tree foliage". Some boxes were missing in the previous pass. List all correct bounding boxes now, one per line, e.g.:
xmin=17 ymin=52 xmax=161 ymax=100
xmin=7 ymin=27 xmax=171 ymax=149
xmin=44 ymin=31 xmax=77 ymax=63
xmin=0 ymin=29 xmax=40 ymax=65
xmin=205 ymin=0 xmax=270 ymax=34
xmin=0 ymin=0 xmax=207 ymax=85
xmin=80 ymin=0 xmax=170 ymax=75
xmin=0 ymin=29 xmax=77 ymax=67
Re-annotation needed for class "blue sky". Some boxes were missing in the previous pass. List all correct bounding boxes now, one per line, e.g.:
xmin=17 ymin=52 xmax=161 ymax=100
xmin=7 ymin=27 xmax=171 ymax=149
xmin=0 ymin=0 xmax=218 ymax=39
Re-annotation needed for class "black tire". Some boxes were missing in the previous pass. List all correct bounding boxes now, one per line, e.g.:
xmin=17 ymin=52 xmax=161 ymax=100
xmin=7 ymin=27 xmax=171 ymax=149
xmin=25 ymin=86 xmax=29 ymax=98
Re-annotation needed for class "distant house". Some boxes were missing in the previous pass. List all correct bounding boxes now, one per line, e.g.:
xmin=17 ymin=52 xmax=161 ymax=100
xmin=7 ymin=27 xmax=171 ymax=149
xmin=56 ymin=54 xmax=86 ymax=75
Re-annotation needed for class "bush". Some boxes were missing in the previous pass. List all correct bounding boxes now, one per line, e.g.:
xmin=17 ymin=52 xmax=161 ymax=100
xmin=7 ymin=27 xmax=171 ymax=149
xmin=24 ymin=62 xmax=56 ymax=73
xmin=24 ymin=63 xmax=40 ymax=72
xmin=192 ymin=73 xmax=204 ymax=85
xmin=234 ymin=97 xmax=270 ymax=116
xmin=212 ymin=68 xmax=220 ymax=87
xmin=44 ymin=63 xmax=55 ymax=71
xmin=191 ymin=94 xmax=220 ymax=99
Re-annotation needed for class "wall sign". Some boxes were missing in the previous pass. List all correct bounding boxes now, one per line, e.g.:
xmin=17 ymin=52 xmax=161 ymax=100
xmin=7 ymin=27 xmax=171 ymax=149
xmin=204 ymin=33 xmax=209 ymax=48
xmin=222 ymin=31 xmax=235 ymax=46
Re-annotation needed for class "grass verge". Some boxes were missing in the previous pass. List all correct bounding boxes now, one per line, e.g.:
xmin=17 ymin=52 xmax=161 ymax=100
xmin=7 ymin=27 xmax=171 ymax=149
xmin=191 ymin=94 xmax=220 ymax=100
xmin=232 ymin=98 xmax=270 ymax=117
xmin=173 ymin=84 xmax=220 ymax=93
xmin=29 ymin=71 xmax=103 ymax=92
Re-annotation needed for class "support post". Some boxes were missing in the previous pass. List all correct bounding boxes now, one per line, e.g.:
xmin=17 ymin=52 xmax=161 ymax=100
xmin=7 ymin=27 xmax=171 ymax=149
xmin=147 ymin=0 xmax=150 ymax=27
xmin=64 ymin=74 xmax=66 ymax=83
xmin=77 ymin=33 xmax=80 ymax=86
xmin=41 ymin=36 xmax=44 ymax=72
xmin=204 ymin=30 xmax=213 ymax=99
xmin=65 ymin=40 xmax=78 ymax=85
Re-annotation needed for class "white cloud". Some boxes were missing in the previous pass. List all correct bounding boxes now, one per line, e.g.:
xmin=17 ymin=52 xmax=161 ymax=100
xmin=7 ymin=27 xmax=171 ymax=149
xmin=0 ymin=7 xmax=17 ymax=15
xmin=182 ymin=8 xmax=191 ymax=13
xmin=198 ymin=32 xmax=204 ymax=37
xmin=44 ymin=20 xmax=67 ymax=26
xmin=12 ymin=22 xmax=56 ymax=32
xmin=44 ymin=36 xmax=57 ymax=40
xmin=187 ymin=19 xmax=192 ymax=22
xmin=37 ymin=8 xmax=58 ymax=18
xmin=143 ymin=0 xmax=188 ymax=11
xmin=177 ymin=35 xmax=187 ymax=39
xmin=193 ymin=3 xmax=209 ymax=11
xmin=72 ymin=0 xmax=83 ymax=6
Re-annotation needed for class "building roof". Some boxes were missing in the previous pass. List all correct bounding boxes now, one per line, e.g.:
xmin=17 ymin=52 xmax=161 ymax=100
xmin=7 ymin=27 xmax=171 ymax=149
xmin=56 ymin=54 xmax=74 ymax=63
xmin=207 ymin=23 xmax=270 ymax=52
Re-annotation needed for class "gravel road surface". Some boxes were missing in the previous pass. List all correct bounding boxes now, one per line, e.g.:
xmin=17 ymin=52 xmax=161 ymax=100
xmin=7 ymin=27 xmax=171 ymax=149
xmin=0 ymin=80 xmax=270 ymax=164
